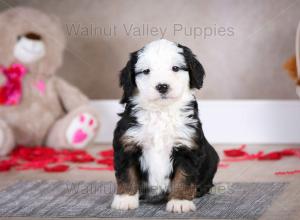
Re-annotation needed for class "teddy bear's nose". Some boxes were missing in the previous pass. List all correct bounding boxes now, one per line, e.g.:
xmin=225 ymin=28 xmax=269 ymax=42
xmin=24 ymin=32 xmax=42 ymax=41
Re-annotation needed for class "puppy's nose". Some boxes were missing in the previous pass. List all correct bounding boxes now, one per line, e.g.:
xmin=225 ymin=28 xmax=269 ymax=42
xmin=156 ymin=83 xmax=169 ymax=94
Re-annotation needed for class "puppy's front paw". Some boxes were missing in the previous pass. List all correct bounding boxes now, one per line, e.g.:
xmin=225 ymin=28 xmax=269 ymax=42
xmin=166 ymin=199 xmax=196 ymax=213
xmin=111 ymin=193 xmax=139 ymax=210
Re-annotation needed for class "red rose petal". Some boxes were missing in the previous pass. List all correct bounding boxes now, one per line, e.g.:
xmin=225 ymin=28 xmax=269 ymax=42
xmin=0 ymin=159 xmax=18 ymax=171
xmin=223 ymin=145 xmax=247 ymax=157
xmin=98 ymin=149 xmax=114 ymax=157
xmin=78 ymin=166 xmax=114 ymax=171
xmin=70 ymin=154 xmax=94 ymax=163
xmin=280 ymin=149 xmax=295 ymax=156
xmin=218 ymin=163 xmax=229 ymax=168
xmin=258 ymin=152 xmax=282 ymax=160
xmin=97 ymin=158 xmax=114 ymax=166
xmin=275 ymin=169 xmax=300 ymax=175
xmin=44 ymin=164 xmax=69 ymax=172
xmin=0 ymin=162 xmax=12 ymax=172
xmin=224 ymin=149 xmax=247 ymax=157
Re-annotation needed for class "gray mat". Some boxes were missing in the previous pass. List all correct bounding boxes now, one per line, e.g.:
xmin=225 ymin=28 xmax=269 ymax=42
xmin=0 ymin=180 xmax=286 ymax=219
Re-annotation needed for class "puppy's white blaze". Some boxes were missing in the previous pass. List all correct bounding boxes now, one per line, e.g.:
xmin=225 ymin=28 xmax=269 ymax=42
xmin=166 ymin=199 xmax=196 ymax=213
xmin=136 ymin=39 xmax=185 ymax=72
xmin=111 ymin=193 xmax=139 ymax=210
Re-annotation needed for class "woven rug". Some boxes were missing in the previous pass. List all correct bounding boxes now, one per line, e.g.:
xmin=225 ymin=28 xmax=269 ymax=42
xmin=0 ymin=181 xmax=286 ymax=219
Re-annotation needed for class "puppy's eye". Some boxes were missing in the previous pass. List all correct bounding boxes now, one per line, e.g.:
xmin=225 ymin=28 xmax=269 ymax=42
xmin=172 ymin=66 xmax=179 ymax=72
xmin=143 ymin=69 xmax=150 ymax=75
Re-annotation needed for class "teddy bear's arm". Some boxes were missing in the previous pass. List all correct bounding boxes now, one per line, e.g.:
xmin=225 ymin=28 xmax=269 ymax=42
xmin=55 ymin=77 xmax=89 ymax=111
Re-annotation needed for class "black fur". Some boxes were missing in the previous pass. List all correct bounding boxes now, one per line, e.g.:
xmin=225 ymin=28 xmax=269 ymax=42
xmin=119 ymin=51 xmax=139 ymax=104
xmin=171 ymin=100 xmax=219 ymax=197
xmin=113 ymin=101 xmax=142 ymax=183
xmin=178 ymin=44 xmax=205 ymax=89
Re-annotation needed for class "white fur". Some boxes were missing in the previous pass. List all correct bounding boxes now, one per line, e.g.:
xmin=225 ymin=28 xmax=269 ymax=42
xmin=14 ymin=36 xmax=45 ymax=63
xmin=123 ymin=39 xmax=197 ymax=196
xmin=111 ymin=193 xmax=139 ymax=210
xmin=66 ymin=113 xmax=97 ymax=149
xmin=166 ymin=199 xmax=196 ymax=213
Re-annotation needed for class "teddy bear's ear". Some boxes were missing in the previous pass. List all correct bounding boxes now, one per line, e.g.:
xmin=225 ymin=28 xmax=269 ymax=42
xmin=48 ymin=14 xmax=66 ymax=43
xmin=284 ymin=56 xmax=298 ymax=82
xmin=119 ymin=51 xmax=138 ymax=104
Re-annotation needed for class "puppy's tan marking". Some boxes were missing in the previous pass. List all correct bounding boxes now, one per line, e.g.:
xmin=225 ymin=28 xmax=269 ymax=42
xmin=169 ymin=168 xmax=196 ymax=200
xmin=120 ymin=135 xmax=139 ymax=152
xmin=116 ymin=166 xmax=139 ymax=195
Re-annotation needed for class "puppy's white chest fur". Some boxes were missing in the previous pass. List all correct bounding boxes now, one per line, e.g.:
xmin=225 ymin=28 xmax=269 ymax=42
xmin=139 ymin=110 xmax=176 ymax=193
xmin=124 ymin=101 xmax=197 ymax=194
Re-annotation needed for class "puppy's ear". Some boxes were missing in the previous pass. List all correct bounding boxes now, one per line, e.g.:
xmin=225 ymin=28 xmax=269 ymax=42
xmin=119 ymin=51 xmax=138 ymax=104
xmin=178 ymin=44 xmax=205 ymax=89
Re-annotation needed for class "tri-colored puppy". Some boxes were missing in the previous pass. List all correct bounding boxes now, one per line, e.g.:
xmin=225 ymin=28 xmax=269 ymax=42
xmin=111 ymin=39 xmax=219 ymax=213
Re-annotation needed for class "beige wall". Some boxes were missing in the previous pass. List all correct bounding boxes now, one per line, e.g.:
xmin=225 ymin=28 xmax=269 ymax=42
xmin=1 ymin=0 xmax=300 ymax=99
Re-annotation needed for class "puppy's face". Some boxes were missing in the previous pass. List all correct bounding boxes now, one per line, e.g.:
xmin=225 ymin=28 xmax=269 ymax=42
xmin=120 ymin=39 xmax=205 ymax=105
xmin=135 ymin=40 xmax=190 ymax=103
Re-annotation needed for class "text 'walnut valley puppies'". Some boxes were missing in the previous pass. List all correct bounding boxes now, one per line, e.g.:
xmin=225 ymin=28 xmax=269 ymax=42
xmin=111 ymin=39 xmax=219 ymax=213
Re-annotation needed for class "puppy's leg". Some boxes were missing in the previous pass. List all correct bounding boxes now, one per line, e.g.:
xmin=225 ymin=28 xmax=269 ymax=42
xmin=197 ymin=142 xmax=219 ymax=196
xmin=111 ymin=165 xmax=140 ymax=210
xmin=167 ymin=168 xmax=197 ymax=213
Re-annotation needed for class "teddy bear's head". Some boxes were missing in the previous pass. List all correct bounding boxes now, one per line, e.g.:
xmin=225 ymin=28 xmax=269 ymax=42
xmin=0 ymin=7 xmax=66 ymax=76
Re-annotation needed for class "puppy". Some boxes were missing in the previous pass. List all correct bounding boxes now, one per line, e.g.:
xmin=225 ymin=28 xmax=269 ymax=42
xmin=111 ymin=39 xmax=219 ymax=213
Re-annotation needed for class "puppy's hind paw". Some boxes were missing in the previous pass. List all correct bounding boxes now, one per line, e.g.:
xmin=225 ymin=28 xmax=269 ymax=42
xmin=166 ymin=199 xmax=196 ymax=213
xmin=111 ymin=193 xmax=139 ymax=210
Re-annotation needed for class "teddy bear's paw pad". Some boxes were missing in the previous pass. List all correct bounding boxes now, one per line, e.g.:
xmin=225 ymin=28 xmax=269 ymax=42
xmin=66 ymin=113 xmax=98 ymax=148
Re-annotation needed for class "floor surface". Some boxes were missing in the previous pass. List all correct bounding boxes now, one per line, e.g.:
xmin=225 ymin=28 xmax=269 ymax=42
xmin=0 ymin=144 xmax=299 ymax=220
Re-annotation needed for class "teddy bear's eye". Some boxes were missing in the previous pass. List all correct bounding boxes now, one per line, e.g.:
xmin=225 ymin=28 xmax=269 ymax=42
xmin=25 ymin=32 xmax=42 ymax=40
xmin=143 ymin=69 xmax=150 ymax=75
xmin=16 ymin=32 xmax=42 ymax=42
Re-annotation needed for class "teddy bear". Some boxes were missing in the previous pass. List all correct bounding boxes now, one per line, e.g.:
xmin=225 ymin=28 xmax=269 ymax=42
xmin=0 ymin=7 xmax=99 ymax=156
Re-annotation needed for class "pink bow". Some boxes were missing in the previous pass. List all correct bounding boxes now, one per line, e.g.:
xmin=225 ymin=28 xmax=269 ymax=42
xmin=0 ymin=63 xmax=27 ymax=105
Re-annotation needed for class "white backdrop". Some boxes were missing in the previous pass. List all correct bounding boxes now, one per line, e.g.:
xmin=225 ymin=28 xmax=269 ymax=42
xmin=91 ymin=100 xmax=300 ymax=144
